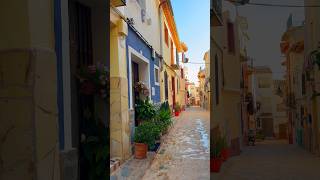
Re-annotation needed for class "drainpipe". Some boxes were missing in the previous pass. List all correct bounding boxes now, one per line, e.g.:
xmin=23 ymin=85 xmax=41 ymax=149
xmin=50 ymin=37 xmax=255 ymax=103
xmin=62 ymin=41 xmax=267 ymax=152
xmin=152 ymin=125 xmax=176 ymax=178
xmin=159 ymin=0 xmax=166 ymax=101
xmin=159 ymin=0 xmax=166 ymax=64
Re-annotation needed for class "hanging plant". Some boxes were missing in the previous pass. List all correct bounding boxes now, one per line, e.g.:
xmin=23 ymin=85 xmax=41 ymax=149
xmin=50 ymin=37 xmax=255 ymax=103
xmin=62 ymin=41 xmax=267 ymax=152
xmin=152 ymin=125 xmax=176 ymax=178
xmin=134 ymin=81 xmax=150 ymax=97
xmin=77 ymin=62 xmax=109 ymax=100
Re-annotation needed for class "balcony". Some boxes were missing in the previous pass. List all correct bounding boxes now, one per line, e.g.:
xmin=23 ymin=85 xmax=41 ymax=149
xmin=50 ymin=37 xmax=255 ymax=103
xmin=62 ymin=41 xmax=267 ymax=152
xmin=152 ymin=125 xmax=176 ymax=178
xmin=110 ymin=0 xmax=126 ymax=7
xmin=211 ymin=0 xmax=223 ymax=26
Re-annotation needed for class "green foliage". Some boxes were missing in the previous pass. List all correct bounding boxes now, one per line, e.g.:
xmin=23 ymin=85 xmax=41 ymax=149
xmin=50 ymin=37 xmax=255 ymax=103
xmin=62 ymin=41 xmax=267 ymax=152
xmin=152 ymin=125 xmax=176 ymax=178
xmin=311 ymin=50 xmax=320 ymax=70
xmin=256 ymin=130 xmax=265 ymax=140
xmin=135 ymin=98 xmax=156 ymax=122
xmin=174 ymin=102 xmax=181 ymax=112
xmin=81 ymin=119 xmax=109 ymax=180
xmin=211 ymin=137 xmax=223 ymax=158
xmin=221 ymin=135 xmax=228 ymax=149
xmin=134 ymin=121 xmax=159 ymax=149
xmin=154 ymin=106 xmax=172 ymax=134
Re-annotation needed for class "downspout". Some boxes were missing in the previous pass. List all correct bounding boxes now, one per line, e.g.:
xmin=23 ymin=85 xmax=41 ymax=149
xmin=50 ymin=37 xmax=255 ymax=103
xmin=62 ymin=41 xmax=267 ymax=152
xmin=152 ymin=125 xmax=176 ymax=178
xmin=159 ymin=0 xmax=166 ymax=64
xmin=159 ymin=0 xmax=166 ymax=101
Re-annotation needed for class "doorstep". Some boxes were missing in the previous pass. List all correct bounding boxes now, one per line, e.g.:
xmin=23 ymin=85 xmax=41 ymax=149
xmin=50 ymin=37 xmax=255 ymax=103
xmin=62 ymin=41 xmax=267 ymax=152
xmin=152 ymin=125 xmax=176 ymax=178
xmin=110 ymin=152 xmax=156 ymax=180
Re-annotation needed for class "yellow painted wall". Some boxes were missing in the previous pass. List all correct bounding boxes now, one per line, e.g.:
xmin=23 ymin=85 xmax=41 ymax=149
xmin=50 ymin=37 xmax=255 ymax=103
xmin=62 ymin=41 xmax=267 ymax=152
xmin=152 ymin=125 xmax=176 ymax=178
xmin=211 ymin=11 xmax=241 ymax=143
xmin=0 ymin=0 xmax=60 ymax=179
xmin=109 ymin=10 xmax=131 ymax=161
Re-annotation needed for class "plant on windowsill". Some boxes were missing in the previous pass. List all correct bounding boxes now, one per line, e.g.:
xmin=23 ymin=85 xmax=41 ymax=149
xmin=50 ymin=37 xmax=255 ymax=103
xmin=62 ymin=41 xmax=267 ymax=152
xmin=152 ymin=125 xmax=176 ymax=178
xmin=77 ymin=62 xmax=109 ymax=100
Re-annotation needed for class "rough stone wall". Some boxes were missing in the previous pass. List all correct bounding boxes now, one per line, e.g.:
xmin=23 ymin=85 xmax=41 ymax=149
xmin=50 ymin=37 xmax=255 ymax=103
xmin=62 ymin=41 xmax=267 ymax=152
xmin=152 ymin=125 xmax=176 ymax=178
xmin=0 ymin=49 xmax=60 ymax=180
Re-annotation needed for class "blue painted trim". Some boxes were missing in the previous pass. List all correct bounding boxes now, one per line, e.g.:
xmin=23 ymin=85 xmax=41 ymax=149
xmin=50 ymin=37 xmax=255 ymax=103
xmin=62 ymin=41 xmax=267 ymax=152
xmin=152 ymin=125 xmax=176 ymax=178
xmin=54 ymin=0 xmax=65 ymax=150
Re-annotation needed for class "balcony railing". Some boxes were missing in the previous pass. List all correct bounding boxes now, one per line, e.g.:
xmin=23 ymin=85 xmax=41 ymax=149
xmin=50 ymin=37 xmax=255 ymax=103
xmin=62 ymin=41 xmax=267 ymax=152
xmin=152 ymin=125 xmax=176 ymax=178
xmin=211 ymin=0 xmax=223 ymax=26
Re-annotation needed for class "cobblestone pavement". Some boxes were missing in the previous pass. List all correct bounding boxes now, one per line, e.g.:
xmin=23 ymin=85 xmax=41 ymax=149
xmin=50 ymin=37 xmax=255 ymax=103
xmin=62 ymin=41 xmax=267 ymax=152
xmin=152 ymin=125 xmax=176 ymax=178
xmin=142 ymin=106 xmax=210 ymax=180
xmin=212 ymin=140 xmax=320 ymax=180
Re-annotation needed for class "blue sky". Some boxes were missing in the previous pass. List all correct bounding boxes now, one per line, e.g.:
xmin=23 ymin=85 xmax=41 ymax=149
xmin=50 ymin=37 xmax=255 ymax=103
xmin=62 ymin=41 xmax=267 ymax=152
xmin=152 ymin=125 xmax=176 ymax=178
xmin=171 ymin=0 xmax=210 ymax=85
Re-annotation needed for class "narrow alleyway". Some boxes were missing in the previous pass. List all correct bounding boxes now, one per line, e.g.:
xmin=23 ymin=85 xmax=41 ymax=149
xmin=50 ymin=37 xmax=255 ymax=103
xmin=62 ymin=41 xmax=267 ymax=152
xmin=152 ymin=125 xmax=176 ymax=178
xmin=212 ymin=140 xmax=320 ymax=180
xmin=142 ymin=106 xmax=210 ymax=180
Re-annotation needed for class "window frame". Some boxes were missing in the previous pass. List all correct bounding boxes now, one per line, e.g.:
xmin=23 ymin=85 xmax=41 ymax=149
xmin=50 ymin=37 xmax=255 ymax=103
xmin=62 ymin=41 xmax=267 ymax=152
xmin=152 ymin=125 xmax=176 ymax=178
xmin=164 ymin=23 xmax=169 ymax=47
xmin=154 ymin=65 xmax=160 ymax=86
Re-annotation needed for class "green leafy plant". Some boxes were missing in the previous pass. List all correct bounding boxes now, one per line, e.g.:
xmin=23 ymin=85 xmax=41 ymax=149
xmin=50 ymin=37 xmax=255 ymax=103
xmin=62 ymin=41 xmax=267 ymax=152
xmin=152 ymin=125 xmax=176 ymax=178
xmin=77 ymin=63 xmax=108 ymax=99
xmin=256 ymin=130 xmax=265 ymax=140
xmin=154 ymin=106 xmax=172 ymax=134
xmin=135 ymin=98 xmax=156 ymax=122
xmin=174 ymin=103 xmax=181 ymax=112
xmin=211 ymin=137 xmax=223 ymax=158
xmin=134 ymin=121 xmax=158 ymax=149
xmin=81 ymin=119 xmax=109 ymax=180
xmin=221 ymin=135 xmax=228 ymax=149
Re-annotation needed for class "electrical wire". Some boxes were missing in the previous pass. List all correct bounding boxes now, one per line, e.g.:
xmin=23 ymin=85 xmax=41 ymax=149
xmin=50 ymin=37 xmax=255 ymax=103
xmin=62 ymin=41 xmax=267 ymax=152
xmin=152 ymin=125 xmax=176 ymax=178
xmin=226 ymin=0 xmax=320 ymax=8
xmin=247 ymin=2 xmax=320 ymax=8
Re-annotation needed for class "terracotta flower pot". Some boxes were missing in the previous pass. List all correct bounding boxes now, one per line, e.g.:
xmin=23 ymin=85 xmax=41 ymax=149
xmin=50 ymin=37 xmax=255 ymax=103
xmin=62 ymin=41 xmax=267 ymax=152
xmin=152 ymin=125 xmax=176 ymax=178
xmin=134 ymin=143 xmax=147 ymax=159
xmin=221 ymin=148 xmax=229 ymax=161
xmin=175 ymin=111 xmax=179 ymax=116
xmin=210 ymin=158 xmax=222 ymax=173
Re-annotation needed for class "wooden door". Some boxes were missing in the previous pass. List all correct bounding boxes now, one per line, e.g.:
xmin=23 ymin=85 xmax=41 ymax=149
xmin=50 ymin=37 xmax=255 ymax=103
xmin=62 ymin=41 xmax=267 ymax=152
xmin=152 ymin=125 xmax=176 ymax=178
xmin=164 ymin=71 xmax=168 ymax=100
xmin=262 ymin=118 xmax=274 ymax=137
xmin=279 ymin=123 xmax=288 ymax=139
xmin=132 ymin=61 xmax=139 ymax=126
xmin=172 ymin=76 xmax=175 ymax=109
xmin=69 ymin=1 xmax=93 ymax=179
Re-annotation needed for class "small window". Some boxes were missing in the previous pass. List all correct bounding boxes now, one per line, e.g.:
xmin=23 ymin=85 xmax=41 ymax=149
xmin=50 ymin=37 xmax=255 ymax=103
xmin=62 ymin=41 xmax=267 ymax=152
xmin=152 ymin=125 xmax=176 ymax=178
xmin=227 ymin=22 xmax=235 ymax=53
xmin=164 ymin=23 xmax=169 ymax=46
xmin=154 ymin=66 xmax=160 ymax=86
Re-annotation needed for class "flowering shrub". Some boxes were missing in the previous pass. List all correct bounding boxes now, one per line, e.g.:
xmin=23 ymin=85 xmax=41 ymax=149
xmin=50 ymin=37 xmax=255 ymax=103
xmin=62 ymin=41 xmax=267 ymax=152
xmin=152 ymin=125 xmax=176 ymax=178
xmin=134 ymin=81 xmax=149 ymax=97
xmin=77 ymin=62 xmax=109 ymax=99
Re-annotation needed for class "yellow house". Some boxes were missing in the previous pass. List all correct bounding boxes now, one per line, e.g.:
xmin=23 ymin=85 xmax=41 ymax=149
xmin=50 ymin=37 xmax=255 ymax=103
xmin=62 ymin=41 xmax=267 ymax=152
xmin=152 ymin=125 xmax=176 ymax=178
xmin=211 ymin=11 xmax=242 ymax=155
xmin=281 ymin=21 xmax=306 ymax=146
xmin=304 ymin=0 xmax=320 ymax=155
xmin=159 ymin=0 xmax=187 ymax=111
xmin=110 ymin=1 xmax=131 ymax=164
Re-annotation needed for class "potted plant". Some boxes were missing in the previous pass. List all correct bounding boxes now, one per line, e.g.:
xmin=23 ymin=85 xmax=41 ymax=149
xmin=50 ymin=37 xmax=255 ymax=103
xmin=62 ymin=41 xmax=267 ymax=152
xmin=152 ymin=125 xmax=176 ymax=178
xmin=174 ymin=103 xmax=180 ymax=116
xmin=220 ymin=135 xmax=229 ymax=161
xmin=133 ymin=121 xmax=157 ymax=159
xmin=135 ymin=98 xmax=156 ymax=125
xmin=211 ymin=137 xmax=223 ymax=173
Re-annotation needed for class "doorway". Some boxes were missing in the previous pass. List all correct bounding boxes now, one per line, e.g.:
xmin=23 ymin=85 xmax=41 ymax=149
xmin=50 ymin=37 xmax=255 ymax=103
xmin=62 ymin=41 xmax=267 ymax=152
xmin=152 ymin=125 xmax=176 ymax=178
xmin=69 ymin=1 xmax=93 ymax=179
xmin=172 ymin=76 xmax=176 ymax=109
xmin=262 ymin=118 xmax=274 ymax=137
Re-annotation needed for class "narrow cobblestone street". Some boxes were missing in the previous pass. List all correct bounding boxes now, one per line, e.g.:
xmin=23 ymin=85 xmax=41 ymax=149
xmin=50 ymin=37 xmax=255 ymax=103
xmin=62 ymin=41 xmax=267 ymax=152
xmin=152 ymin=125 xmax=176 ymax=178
xmin=142 ymin=106 xmax=210 ymax=180
xmin=212 ymin=140 xmax=320 ymax=180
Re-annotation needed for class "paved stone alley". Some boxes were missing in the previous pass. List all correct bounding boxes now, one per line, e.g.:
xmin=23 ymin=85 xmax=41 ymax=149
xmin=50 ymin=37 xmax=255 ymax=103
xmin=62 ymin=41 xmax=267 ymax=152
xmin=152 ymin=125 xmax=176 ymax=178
xmin=212 ymin=140 xmax=320 ymax=180
xmin=142 ymin=106 xmax=210 ymax=180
